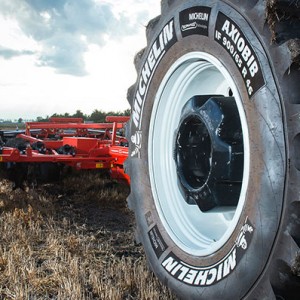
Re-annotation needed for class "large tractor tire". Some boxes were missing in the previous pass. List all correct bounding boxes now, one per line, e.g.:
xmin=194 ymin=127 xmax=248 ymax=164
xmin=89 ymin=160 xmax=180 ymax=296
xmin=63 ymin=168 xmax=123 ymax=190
xmin=127 ymin=0 xmax=300 ymax=299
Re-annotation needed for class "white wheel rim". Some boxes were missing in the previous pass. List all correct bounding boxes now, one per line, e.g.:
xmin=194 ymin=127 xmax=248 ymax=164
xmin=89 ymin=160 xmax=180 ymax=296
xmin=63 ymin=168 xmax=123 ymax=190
xmin=149 ymin=52 xmax=250 ymax=256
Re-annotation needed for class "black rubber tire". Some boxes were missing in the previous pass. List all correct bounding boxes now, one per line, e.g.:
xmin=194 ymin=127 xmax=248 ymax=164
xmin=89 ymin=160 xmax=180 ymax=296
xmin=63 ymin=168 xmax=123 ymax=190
xmin=2 ymin=138 xmax=30 ymax=189
xmin=127 ymin=0 xmax=300 ymax=299
xmin=2 ymin=138 xmax=61 ymax=186
xmin=36 ymin=163 xmax=61 ymax=183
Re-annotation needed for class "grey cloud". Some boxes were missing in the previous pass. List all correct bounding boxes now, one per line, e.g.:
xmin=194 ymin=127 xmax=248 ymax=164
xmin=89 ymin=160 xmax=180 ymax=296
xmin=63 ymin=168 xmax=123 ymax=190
xmin=24 ymin=0 xmax=66 ymax=12
xmin=0 ymin=46 xmax=35 ymax=59
xmin=0 ymin=0 xmax=146 ymax=76
xmin=37 ymin=32 xmax=88 ymax=76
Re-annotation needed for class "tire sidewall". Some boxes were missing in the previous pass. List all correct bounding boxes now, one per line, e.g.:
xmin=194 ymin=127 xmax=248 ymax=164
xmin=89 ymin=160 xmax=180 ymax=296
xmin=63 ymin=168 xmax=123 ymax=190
xmin=130 ymin=1 xmax=286 ymax=298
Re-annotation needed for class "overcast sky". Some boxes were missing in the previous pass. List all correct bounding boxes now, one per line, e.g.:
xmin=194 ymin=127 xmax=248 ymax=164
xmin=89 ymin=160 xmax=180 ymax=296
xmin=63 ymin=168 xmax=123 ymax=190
xmin=0 ymin=0 xmax=161 ymax=120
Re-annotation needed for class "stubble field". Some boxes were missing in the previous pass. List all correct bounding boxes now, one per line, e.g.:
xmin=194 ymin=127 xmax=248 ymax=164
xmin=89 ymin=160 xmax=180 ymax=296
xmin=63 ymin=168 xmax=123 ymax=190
xmin=0 ymin=171 xmax=177 ymax=299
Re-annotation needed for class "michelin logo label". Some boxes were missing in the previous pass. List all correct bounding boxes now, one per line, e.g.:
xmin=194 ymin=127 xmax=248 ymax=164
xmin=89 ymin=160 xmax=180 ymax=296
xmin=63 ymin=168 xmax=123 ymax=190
xmin=180 ymin=6 xmax=211 ymax=37
xmin=131 ymin=18 xmax=177 ymax=158
xmin=132 ymin=19 xmax=177 ymax=130
xmin=161 ymin=218 xmax=254 ymax=286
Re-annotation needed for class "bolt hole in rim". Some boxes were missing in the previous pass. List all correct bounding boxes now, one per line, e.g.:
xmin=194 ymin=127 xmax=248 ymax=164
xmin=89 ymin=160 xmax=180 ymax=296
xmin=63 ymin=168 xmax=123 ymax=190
xmin=149 ymin=53 xmax=250 ymax=256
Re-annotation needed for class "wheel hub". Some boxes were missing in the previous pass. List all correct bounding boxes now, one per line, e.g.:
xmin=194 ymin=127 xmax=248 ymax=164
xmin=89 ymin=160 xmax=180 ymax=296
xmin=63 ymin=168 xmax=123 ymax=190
xmin=175 ymin=96 xmax=244 ymax=212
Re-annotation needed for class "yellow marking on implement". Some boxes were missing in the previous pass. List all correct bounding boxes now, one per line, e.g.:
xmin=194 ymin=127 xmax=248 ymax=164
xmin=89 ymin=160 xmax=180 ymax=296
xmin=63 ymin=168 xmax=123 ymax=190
xmin=0 ymin=156 xmax=2 ymax=162
xmin=96 ymin=163 xmax=104 ymax=169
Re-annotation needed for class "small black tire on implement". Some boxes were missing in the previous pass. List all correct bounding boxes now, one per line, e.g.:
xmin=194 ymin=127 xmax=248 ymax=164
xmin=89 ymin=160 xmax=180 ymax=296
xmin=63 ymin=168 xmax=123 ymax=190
xmin=127 ymin=0 xmax=300 ymax=299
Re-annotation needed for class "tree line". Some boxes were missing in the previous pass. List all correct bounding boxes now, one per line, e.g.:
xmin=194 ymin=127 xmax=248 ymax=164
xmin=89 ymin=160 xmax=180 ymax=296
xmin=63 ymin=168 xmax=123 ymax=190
xmin=36 ymin=108 xmax=131 ymax=123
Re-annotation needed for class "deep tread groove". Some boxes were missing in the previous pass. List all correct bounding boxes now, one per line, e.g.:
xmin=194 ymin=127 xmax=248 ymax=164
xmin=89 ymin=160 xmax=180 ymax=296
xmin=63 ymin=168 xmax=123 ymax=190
xmin=275 ymin=0 xmax=300 ymax=18
xmin=288 ymin=39 xmax=300 ymax=64
xmin=267 ymin=0 xmax=300 ymax=45
xmin=270 ymin=259 xmax=300 ymax=300
xmin=292 ymin=252 xmax=300 ymax=276
xmin=288 ymin=201 xmax=300 ymax=247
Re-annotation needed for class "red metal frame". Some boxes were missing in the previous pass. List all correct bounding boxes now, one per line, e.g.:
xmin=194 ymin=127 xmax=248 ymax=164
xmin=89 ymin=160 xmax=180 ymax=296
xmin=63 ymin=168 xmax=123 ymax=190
xmin=0 ymin=117 xmax=130 ymax=184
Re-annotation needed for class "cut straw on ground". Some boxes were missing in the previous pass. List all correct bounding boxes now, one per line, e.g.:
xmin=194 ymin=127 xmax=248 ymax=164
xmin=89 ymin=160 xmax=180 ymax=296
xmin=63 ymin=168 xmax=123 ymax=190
xmin=0 ymin=171 xmax=177 ymax=299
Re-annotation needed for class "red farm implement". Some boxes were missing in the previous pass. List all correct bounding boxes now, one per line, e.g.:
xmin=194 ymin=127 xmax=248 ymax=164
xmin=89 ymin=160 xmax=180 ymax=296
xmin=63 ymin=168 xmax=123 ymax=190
xmin=0 ymin=117 xmax=130 ymax=188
